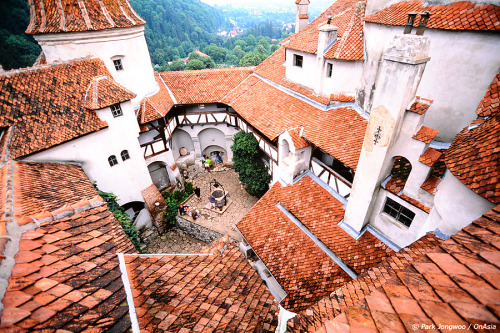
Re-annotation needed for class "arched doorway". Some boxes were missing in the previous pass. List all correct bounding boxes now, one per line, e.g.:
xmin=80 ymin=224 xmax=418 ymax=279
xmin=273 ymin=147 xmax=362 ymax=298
xmin=148 ymin=161 xmax=170 ymax=191
xmin=198 ymin=128 xmax=226 ymax=156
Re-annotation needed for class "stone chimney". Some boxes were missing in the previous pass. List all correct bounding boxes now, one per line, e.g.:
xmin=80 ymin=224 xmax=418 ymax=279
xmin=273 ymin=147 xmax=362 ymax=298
xmin=314 ymin=18 xmax=338 ymax=94
xmin=343 ymin=31 xmax=431 ymax=233
xmin=295 ymin=0 xmax=310 ymax=33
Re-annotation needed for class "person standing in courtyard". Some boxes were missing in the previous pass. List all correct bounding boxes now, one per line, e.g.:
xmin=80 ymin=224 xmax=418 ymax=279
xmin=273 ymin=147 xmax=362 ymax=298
xmin=193 ymin=185 xmax=201 ymax=202
xmin=209 ymin=194 xmax=215 ymax=209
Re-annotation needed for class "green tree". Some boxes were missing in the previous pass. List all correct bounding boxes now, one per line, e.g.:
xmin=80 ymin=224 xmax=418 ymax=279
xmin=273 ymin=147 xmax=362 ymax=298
xmin=233 ymin=45 xmax=245 ymax=60
xmin=201 ymin=57 xmax=216 ymax=69
xmin=186 ymin=58 xmax=205 ymax=70
xmin=245 ymin=34 xmax=257 ymax=48
xmin=231 ymin=131 xmax=271 ymax=197
xmin=169 ymin=59 xmax=186 ymax=71
xmin=238 ymin=52 xmax=265 ymax=67
xmin=204 ymin=43 xmax=227 ymax=63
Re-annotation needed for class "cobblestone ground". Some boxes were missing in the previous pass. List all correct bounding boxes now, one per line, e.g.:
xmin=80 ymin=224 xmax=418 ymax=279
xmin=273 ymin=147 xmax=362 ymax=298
xmin=145 ymin=228 xmax=207 ymax=254
xmin=145 ymin=166 xmax=259 ymax=254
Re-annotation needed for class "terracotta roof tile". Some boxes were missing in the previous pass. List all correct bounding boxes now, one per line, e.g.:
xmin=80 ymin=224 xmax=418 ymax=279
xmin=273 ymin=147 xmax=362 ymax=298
xmin=412 ymin=126 xmax=439 ymax=143
xmin=0 ymin=58 xmax=134 ymax=159
xmin=419 ymin=147 xmax=442 ymax=167
xmin=445 ymin=114 xmax=500 ymax=204
xmin=407 ymin=96 xmax=433 ymax=115
xmin=420 ymin=175 xmax=442 ymax=195
xmin=285 ymin=0 xmax=366 ymax=61
xmin=83 ymin=75 xmax=135 ymax=110
xmin=364 ymin=1 xmax=500 ymax=32
xmin=26 ymin=0 xmax=145 ymax=35
xmin=160 ymin=67 xmax=253 ymax=105
xmin=124 ymin=237 xmax=279 ymax=332
xmin=289 ymin=205 xmax=500 ymax=332
xmin=238 ymin=174 xmax=393 ymax=312
xmin=137 ymin=72 xmax=175 ymax=124
xmin=400 ymin=194 xmax=431 ymax=213
xmin=288 ymin=128 xmax=310 ymax=149
xmin=330 ymin=94 xmax=355 ymax=103
xmin=226 ymin=78 xmax=367 ymax=170
xmin=476 ymin=71 xmax=500 ymax=117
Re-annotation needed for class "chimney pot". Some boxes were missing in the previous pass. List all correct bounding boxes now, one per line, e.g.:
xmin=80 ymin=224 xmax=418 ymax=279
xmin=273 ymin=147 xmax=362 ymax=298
xmin=404 ymin=11 xmax=418 ymax=34
xmin=416 ymin=11 xmax=431 ymax=36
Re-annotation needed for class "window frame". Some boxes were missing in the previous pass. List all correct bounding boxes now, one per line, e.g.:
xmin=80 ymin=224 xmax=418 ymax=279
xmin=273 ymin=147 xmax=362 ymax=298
xmin=293 ymin=54 xmax=303 ymax=68
xmin=113 ymin=59 xmax=123 ymax=71
xmin=108 ymin=155 xmax=118 ymax=167
xmin=121 ymin=150 xmax=130 ymax=161
xmin=326 ymin=63 xmax=333 ymax=78
xmin=110 ymin=103 xmax=123 ymax=118
xmin=382 ymin=197 xmax=415 ymax=227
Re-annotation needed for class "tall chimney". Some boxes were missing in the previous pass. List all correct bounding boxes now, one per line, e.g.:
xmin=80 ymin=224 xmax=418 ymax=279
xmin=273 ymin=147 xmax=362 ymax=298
xmin=314 ymin=19 xmax=338 ymax=94
xmin=295 ymin=0 xmax=310 ymax=33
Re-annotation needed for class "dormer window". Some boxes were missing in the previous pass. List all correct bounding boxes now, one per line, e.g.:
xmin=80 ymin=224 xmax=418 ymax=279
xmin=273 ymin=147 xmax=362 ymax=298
xmin=293 ymin=54 xmax=303 ymax=67
xmin=382 ymin=197 xmax=415 ymax=227
xmin=108 ymin=155 xmax=118 ymax=167
xmin=121 ymin=150 xmax=130 ymax=161
xmin=113 ymin=59 xmax=123 ymax=71
xmin=327 ymin=63 xmax=333 ymax=78
xmin=110 ymin=104 xmax=123 ymax=117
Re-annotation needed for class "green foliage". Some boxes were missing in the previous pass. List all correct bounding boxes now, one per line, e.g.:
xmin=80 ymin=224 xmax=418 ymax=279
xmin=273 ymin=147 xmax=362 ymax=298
xmin=231 ymin=131 xmax=271 ymax=197
xmin=184 ymin=182 xmax=194 ymax=195
xmin=238 ymin=52 xmax=266 ymax=67
xmin=98 ymin=190 xmax=143 ymax=252
xmin=186 ymin=59 xmax=205 ymax=70
xmin=163 ymin=196 xmax=179 ymax=225
xmin=169 ymin=59 xmax=186 ymax=71
xmin=172 ymin=189 xmax=186 ymax=202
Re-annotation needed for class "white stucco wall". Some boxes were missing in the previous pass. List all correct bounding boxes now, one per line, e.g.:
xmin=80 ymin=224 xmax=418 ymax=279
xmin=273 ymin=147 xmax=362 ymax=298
xmin=34 ymin=26 xmax=158 ymax=105
xmin=24 ymin=101 xmax=152 ymax=204
xmin=323 ymin=60 xmax=363 ymax=96
xmin=285 ymin=49 xmax=317 ymax=89
xmin=361 ymin=23 xmax=500 ymax=141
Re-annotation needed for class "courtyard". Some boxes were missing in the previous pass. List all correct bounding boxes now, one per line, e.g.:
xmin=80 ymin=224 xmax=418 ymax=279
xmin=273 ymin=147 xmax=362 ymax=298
xmin=145 ymin=166 xmax=259 ymax=253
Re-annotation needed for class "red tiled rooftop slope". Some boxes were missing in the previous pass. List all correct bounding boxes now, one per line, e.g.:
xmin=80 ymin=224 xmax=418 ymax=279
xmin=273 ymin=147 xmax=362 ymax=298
xmin=124 ymin=238 xmax=279 ymax=332
xmin=445 ymin=113 xmax=500 ymax=204
xmin=289 ymin=204 xmax=500 ymax=332
xmin=238 ymin=174 xmax=394 ymax=312
xmin=13 ymin=162 xmax=99 ymax=220
xmin=160 ymin=67 xmax=253 ymax=105
xmin=84 ymin=75 xmax=136 ymax=110
xmin=476 ymin=71 xmax=500 ymax=117
xmin=364 ymin=1 xmax=500 ymax=31
xmin=0 ymin=58 xmax=134 ymax=159
xmin=26 ymin=0 xmax=145 ymax=35
xmin=226 ymin=78 xmax=367 ymax=170
xmin=137 ymin=72 xmax=175 ymax=124
xmin=0 ymin=205 xmax=137 ymax=331
xmin=285 ymin=0 xmax=366 ymax=61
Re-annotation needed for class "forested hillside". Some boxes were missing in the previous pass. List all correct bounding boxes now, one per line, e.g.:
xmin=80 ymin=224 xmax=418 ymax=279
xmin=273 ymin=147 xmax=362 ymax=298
xmin=0 ymin=0 xmax=41 ymax=70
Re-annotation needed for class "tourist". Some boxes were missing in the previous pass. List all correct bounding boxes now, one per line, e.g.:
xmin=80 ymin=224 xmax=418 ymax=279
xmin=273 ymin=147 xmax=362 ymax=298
xmin=178 ymin=204 xmax=188 ymax=215
xmin=190 ymin=207 xmax=200 ymax=220
xmin=193 ymin=185 xmax=201 ymax=202
xmin=208 ymin=194 xmax=216 ymax=209
xmin=204 ymin=155 xmax=211 ymax=173
xmin=215 ymin=151 xmax=222 ymax=163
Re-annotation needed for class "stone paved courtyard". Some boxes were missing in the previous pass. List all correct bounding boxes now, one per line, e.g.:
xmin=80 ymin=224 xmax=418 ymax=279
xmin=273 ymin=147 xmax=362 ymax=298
xmin=145 ymin=166 xmax=259 ymax=253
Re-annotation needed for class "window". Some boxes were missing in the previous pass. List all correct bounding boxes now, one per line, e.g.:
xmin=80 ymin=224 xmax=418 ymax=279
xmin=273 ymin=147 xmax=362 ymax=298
xmin=110 ymin=104 xmax=123 ymax=117
xmin=113 ymin=59 xmax=123 ymax=70
xmin=108 ymin=155 xmax=118 ymax=167
xmin=293 ymin=54 xmax=303 ymax=67
xmin=327 ymin=63 xmax=333 ymax=78
xmin=121 ymin=150 xmax=130 ymax=161
xmin=382 ymin=197 xmax=415 ymax=227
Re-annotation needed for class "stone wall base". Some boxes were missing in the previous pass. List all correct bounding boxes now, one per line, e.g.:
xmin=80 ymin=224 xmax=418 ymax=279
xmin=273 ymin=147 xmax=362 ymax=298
xmin=175 ymin=216 xmax=224 ymax=243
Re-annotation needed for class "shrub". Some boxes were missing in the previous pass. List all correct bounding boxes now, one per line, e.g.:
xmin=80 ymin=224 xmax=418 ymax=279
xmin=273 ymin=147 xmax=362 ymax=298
xmin=231 ymin=131 xmax=272 ymax=197
xmin=184 ymin=182 xmax=194 ymax=195
xmin=164 ymin=197 xmax=179 ymax=225
xmin=173 ymin=189 xmax=185 ymax=203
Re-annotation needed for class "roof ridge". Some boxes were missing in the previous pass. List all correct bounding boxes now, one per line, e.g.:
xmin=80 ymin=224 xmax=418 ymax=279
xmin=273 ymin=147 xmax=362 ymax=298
xmin=0 ymin=56 xmax=97 ymax=76
xmin=219 ymin=74 xmax=261 ymax=105
xmin=333 ymin=1 xmax=365 ymax=59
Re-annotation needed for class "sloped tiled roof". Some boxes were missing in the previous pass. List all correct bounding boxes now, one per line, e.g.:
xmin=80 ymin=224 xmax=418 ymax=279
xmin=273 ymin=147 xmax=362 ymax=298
xmin=124 ymin=236 xmax=279 ymax=332
xmin=285 ymin=0 xmax=366 ymax=61
xmin=419 ymin=147 xmax=442 ymax=167
xmin=288 ymin=128 xmax=310 ymax=149
xmin=330 ymin=94 xmax=355 ymax=103
xmin=0 ymin=58 xmax=135 ymax=159
xmin=225 ymin=78 xmax=367 ymax=170
xmin=364 ymin=1 xmax=500 ymax=31
xmin=160 ymin=67 xmax=253 ymax=105
xmin=289 ymin=204 xmax=500 ymax=332
xmin=136 ymin=73 xmax=175 ymax=124
xmin=83 ymin=75 xmax=135 ymax=110
xmin=421 ymin=175 xmax=442 ymax=195
xmin=407 ymin=96 xmax=433 ymax=115
xmin=26 ymin=0 xmax=145 ymax=35
xmin=445 ymin=114 xmax=500 ymax=204
xmin=237 ymin=174 xmax=394 ymax=312
xmin=476 ymin=71 xmax=500 ymax=117
xmin=412 ymin=126 xmax=439 ymax=144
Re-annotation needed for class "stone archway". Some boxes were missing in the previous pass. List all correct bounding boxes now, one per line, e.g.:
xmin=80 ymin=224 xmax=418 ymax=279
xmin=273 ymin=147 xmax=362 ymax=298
xmin=198 ymin=128 xmax=226 ymax=156
xmin=148 ymin=161 xmax=170 ymax=191
xmin=171 ymin=128 xmax=195 ymax=160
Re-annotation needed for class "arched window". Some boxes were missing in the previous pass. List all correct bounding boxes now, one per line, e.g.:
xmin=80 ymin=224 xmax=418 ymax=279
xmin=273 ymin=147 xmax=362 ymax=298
xmin=121 ymin=150 xmax=130 ymax=161
xmin=108 ymin=155 xmax=118 ymax=167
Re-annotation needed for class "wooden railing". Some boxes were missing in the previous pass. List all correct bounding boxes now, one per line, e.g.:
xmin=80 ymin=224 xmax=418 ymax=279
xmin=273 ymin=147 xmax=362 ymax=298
xmin=310 ymin=157 xmax=352 ymax=198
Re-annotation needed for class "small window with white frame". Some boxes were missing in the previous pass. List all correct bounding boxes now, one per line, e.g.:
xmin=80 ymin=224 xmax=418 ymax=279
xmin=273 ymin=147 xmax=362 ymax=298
xmin=113 ymin=59 xmax=123 ymax=70
xmin=108 ymin=155 xmax=118 ymax=167
xmin=382 ymin=197 xmax=415 ymax=227
xmin=293 ymin=54 xmax=303 ymax=68
xmin=121 ymin=150 xmax=130 ymax=161
xmin=326 ymin=63 xmax=333 ymax=78
xmin=110 ymin=104 xmax=123 ymax=118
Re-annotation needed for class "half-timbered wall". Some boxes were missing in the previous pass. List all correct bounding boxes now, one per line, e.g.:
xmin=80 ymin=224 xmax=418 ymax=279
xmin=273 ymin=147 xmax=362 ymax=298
xmin=310 ymin=157 xmax=352 ymax=198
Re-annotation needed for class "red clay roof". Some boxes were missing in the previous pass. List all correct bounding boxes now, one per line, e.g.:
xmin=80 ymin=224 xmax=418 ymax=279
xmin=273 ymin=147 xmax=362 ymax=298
xmin=288 ymin=128 xmax=310 ymax=149
xmin=0 ymin=58 xmax=136 ymax=159
xmin=237 ymin=174 xmax=393 ymax=312
xmin=83 ymin=75 xmax=135 ymax=110
xmin=412 ymin=126 xmax=439 ymax=144
xmin=160 ymin=67 xmax=253 ymax=105
xmin=288 ymin=204 xmax=500 ymax=332
xmin=419 ymin=147 xmax=442 ymax=167
xmin=445 ymin=114 xmax=500 ymax=204
xmin=26 ymin=0 xmax=145 ymax=35
xmin=330 ymin=94 xmax=355 ymax=103
xmin=124 ymin=236 xmax=279 ymax=332
xmin=421 ymin=175 xmax=442 ymax=195
xmin=476 ymin=71 xmax=500 ymax=117
xmin=364 ymin=1 xmax=500 ymax=31
xmin=407 ymin=96 xmax=433 ymax=115
xmin=225 ymin=78 xmax=367 ymax=170
xmin=137 ymin=73 xmax=175 ymax=124
xmin=285 ymin=0 xmax=366 ymax=61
